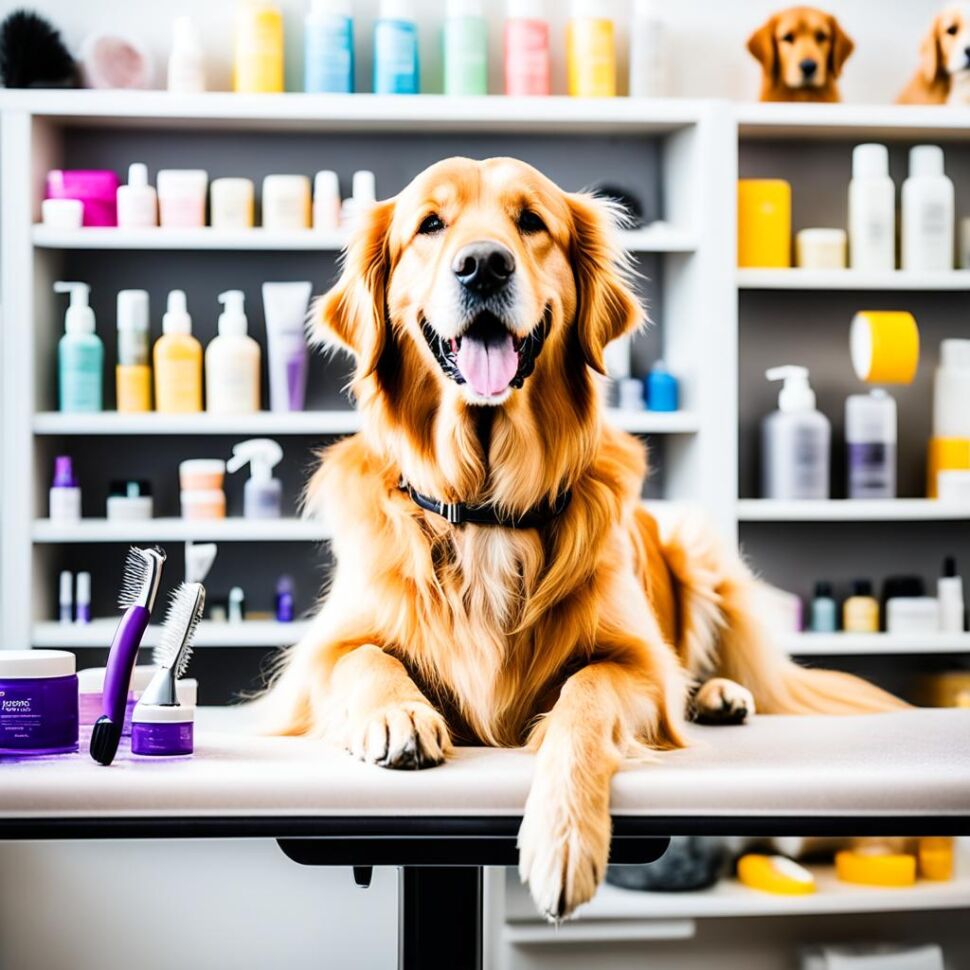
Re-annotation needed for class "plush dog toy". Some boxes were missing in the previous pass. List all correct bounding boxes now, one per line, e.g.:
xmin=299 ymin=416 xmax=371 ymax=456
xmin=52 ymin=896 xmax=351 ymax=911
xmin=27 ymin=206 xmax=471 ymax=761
xmin=747 ymin=6 xmax=855 ymax=102
xmin=898 ymin=5 xmax=970 ymax=104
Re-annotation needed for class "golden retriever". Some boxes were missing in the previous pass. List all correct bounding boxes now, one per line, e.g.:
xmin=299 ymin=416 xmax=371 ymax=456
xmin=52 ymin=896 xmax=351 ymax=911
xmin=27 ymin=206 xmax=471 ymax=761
xmin=747 ymin=6 xmax=855 ymax=102
xmin=898 ymin=4 xmax=970 ymax=104
xmin=263 ymin=157 xmax=905 ymax=920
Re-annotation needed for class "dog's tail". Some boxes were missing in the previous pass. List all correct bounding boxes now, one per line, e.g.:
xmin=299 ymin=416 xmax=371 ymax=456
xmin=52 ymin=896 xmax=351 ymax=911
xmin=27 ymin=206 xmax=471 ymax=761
xmin=648 ymin=506 xmax=907 ymax=715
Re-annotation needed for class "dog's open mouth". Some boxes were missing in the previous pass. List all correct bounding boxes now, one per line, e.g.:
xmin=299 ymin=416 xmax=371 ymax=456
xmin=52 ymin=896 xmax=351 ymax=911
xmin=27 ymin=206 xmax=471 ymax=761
xmin=421 ymin=308 xmax=550 ymax=399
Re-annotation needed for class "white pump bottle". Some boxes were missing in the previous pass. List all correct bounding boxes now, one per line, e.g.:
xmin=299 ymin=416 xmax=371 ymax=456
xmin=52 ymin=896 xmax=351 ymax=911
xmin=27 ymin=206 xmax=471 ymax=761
xmin=226 ymin=438 xmax=284 ymax=519
xmin=205 ymin=290 xmax=261 ymax=414
xmin=761 ymin=365 xmax=831 ymax=500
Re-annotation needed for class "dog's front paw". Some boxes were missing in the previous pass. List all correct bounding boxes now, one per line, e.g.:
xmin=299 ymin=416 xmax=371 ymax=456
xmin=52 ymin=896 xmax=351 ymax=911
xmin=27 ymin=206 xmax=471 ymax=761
xmin=517 ymin=772 xmax=611 ymax=921
xmin=347 ymin=702 xmax=450 ymax=770
xmin=693 ymin=677 xmax=755 ymax=725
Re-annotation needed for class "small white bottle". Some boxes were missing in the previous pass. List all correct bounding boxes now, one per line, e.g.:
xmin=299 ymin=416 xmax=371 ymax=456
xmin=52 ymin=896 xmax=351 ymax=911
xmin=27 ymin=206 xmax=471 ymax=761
xmin=205 ymin=291 xmax=261 ymax=414
xmin=167 ymin=16 xmax=206 ymax=93
xmin=226 ymin=438 xmax=284 ymax=519
xmin=845 ymin=389 xmax=896 ymax=499
xmin=340 ymin=170 xmax=377 ymax=230
xmin=116 ymin=163 xmax=158 ymax=229
xmin=933 ymin=338 xmax=970 ymax=438
xmin=849 ymin=143 xmax=895 ymax=272
xmin=938 ymin=557 xmax=965 ymax=632
xmin=312 ymin=170 xmax=341 ymax=231
xmin=902 ymin=145 xmax=954 ymax=272
xmin=761 ymin=366 xmax=831 ymax=500
xmin=629 ymin=0 xmax=667 ymax=98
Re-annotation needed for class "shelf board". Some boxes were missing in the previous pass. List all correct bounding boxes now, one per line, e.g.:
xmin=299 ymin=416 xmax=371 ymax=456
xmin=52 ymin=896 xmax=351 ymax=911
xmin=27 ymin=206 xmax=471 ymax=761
xmin=32 ymin=518 xmax=330 ymax=543
xmin=0 ymin=90 xmax=707 ymax=134
xmin=31 ymin=224 xmax=695 ymax=254
xmin=783 ymin=632 xmax=970 ymax=656
xmin=737 ymin=268 xmax=970 ymax=291
xmin=33 ymin=618 xmax=310 ymax=648
xmin=33 ymin=409 xmax=698 ymax=436
xmin=737 ymin=499 xmax=970 ymax=522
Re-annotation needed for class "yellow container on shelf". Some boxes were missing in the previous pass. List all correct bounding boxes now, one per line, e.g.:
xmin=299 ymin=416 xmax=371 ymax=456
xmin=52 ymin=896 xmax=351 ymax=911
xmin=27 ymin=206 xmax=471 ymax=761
xmin=738 ymin=179 xmax=792 ymax=268
xmin=927 ymin=437 xmax=970 ymax=497
xmin=566 ymin=3 xmax=616 ymax=98
xmin=234 ymin=2 xmax=284 ymax=94
xmin=849 ymin=311 xmax=920 ymax=385
xmin=918 ymin=837 xmax=955 ymax=881
xmin=835 ymin=849 xmax=916 ymax=887
xmin=737 ymin=854 xmax=816 ymax=895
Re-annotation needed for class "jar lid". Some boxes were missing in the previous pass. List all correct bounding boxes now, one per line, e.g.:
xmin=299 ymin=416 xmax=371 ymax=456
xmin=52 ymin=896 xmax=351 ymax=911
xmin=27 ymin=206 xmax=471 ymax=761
xmin=179 ymin=459 xmax=226 ymax=477
xmin=0 ymin=649 xmax=76 ymax=679
xmin=132 ymin=702 xmax=195 ymax=724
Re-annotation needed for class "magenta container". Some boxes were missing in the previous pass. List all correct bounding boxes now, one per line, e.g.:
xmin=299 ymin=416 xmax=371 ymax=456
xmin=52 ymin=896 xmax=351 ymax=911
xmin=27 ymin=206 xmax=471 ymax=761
xmin=0 ymin=650 xmax=79 ymax=756
xmin=130 ymin=704 xmax=194 ymax=756
xmin=45 ymin=170 xmax=120 ymax=227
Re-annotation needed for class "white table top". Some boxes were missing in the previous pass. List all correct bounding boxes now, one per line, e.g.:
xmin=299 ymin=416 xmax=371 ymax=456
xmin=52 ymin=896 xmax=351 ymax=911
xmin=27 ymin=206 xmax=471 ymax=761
xmin=2 ymin=708 xmax=969 ymax=825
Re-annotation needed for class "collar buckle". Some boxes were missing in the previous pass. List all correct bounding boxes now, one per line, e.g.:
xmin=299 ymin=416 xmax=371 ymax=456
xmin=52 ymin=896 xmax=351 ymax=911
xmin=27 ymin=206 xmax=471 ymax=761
xmin=439 ymin=500 xmax=463 ymax=525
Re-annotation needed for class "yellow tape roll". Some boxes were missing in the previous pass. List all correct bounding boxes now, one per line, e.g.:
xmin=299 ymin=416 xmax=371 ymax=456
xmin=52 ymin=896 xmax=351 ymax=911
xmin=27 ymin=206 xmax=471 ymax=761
xmin=850 ymin=311 xmax=920 ymax=384
xmin=835 ymin=849 xmax=916 ymax=887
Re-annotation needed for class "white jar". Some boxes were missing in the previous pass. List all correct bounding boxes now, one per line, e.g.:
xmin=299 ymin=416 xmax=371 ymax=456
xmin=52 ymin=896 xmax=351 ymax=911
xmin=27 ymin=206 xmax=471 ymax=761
xmin=156 ymin=169 xmax=208 ymax=228
xmin=848 ymin=144 xmax=895 ymax=272
xmin=795 ymin=228 xmax=847 ymax=269
xmin=261 ymin=175 xmax=311 ymax=230
xmin=210 ymin=178 xmax=255 ymax=229
xmin=901 ymin=145 xmax=954 ymax=272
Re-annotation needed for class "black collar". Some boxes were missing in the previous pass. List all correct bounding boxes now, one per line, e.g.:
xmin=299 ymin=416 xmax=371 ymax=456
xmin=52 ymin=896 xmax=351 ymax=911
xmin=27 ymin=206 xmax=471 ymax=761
xmin=400 ymin=482 xmax=571 ymax=528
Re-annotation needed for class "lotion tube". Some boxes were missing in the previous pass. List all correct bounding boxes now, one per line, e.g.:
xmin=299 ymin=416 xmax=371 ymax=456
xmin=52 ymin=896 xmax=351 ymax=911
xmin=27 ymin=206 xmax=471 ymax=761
xmin=264 ymin=282 xmax=312 ymax=412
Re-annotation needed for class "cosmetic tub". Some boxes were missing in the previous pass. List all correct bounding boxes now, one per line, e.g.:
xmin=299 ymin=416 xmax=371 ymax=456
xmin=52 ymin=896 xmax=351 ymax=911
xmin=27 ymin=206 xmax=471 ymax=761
xmin=106 ymin=480 xmax=153 ymax=521
xmin=0 ymin=650 xmax=79 ymax=756
xmin=181 ymin=488 xmax=226 ymax=520
xmin=210 ymin=178 xmax=255 ymax=230
xmin=262 ymin=175 xmax=312 ymax=231
xmin=46 ymin=170 xmax=120 ymax=227
xmin=157 ymin=169 xmax=208 ymax=228
xmin=938 ymin=469 xmax=970 ymax=503
xmin=886 ymin=597 xmax=940 ymax=635
xmin=264 ymin=281 xmax=312 ymax=411
xmin=79 ymin=666 xmax=196 ymax=733
xmin=796 ymin=228 xmax=847 ymax=269
xmin=179 ymin=459 xmax=226 ymax=492
xmin=130 ymin=703 xmax=195 ymax=756
xmin=41 ymin=198 xmax=84 ymax=230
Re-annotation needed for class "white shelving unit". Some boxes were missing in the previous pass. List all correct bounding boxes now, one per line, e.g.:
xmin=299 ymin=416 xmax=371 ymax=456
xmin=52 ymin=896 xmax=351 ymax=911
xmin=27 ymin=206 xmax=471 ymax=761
xmin=737 ymin=268 xmax=970 ymax=290
xmin=33 ymin=618 xmax=310 ymax=648
xmin=32 ymin=518 xmax=331 ymax=543
xmin=737 ymin=499 xmax=970 ymax=521
xmin=783 ymin=632 xmax=970 ymax=656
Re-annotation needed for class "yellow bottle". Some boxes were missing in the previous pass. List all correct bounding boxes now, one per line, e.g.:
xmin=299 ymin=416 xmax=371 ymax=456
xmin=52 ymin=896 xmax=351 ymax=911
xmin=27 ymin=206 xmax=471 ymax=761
xmin=738 ymin=180 xmax=792 ymax=268
xmin=154 ymin=290 xmax=202 ymax=414
xmin=116 ymin=289 xmax=152 ymax=413
xmin=566 ymin=1 xmax=616 ymax=98
xmin=843 ymin=579 xmax=879 ymax=632
xmin=234 ymin=1 xmax=284 ymax=93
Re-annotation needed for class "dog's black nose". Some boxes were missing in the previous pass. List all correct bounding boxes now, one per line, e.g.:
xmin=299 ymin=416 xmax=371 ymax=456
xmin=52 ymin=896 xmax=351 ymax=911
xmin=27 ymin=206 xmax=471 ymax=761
xmin=800 ymin=59 xmax=818 ymax=78
xmin=452 ymin=242 xmax=515 ymax=297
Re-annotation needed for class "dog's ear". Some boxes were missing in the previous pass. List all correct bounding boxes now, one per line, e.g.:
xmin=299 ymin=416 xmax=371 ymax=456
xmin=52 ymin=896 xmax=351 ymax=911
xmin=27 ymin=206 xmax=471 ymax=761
xmin=314 ymin=199 xmax=395 ymax=378
xmin=567 ymin=193 xmax=644 ymax=375
xmin=827 ymin=15 xmax=855 ymax=78
xmin=747 ymin=16 xmax=778 ymax=79
xmin=919 ymin=14 xmax=945 ymax=82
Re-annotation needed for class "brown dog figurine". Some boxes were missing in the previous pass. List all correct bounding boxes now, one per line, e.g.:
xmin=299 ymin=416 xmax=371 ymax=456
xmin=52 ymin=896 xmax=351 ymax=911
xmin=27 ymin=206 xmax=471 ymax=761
xmin=748 ymin=6 xmax=855 ymax=102
xmin=898 ymin=5 xmax=970 ymax=104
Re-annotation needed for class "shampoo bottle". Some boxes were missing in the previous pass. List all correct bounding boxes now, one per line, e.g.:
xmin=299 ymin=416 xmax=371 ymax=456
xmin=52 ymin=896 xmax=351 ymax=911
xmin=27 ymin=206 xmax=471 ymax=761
xmin=234 ymin=1 xmax=284 ymax=93
xmin=566 ymin=0 xmax=616 ymax=98
xmin=116 ymin=289 xmax=152 ymax=413
xmin=849 ymin=143 xmax=895 ymax=271
xmin=374 ymin=0 xmax=419 ymax=95
xmin=938 ymin=557 xmax=965 ymax=633
xmin=902 ymin=145 xmax=954 ymax=272
xmin=116 ymin=163 xmax=158 ymax=229
xmin=304 ymin=0 xmax=354 ymax=93
xmin=444 ymin=0 xmax=488 ymax=96
xmin=843 ymin=579 xmax=879 ymax=633
xmin=226 ymin=438 xmax=284 ymax=518
xmin=168 ymin=16 xmax=206 ymax=93
xmin=933 ymin=339 xmax=970 ymax=439
xmin=205 ymin=290 xmax=261 ymax=414
xmin=761 ymin=366 xmax=830 ymax=500
xmin=629 ymin=0 xmax=668 ymax=98
xmin=845 ymin=389 xmax=896 ymax=499
xmin=504 ymin=0 xmax=550 ymax=96
xmin=154 ymin=290 xmax=202 ymax=413
xmin=810 ymin=581 xmax=838 ymax=633
xmin=55 ymin=281 xmax=103 ymax=413
xmin=312 ymin=170 xmax=341 ymax=231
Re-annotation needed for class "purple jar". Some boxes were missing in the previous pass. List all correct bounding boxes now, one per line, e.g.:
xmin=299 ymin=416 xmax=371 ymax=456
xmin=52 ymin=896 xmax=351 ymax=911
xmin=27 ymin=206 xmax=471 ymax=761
xmin=45 ymin=170 xmax=120 ymax=227
xmin=130 ymin=703 xmax=194 ymax=757
xmin=0 ymin=650 xmax=79 ymax=756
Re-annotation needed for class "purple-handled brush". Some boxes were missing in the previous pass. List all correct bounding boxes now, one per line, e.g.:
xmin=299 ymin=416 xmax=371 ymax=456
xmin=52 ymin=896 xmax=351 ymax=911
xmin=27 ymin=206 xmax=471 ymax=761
xmin=90 ymin=546 xmax=165 ymax=766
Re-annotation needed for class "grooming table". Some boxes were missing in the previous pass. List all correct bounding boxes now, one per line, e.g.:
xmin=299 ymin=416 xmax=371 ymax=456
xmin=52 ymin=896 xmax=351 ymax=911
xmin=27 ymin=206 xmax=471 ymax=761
xmin=3 ymin=707 xmax=969 ymax=969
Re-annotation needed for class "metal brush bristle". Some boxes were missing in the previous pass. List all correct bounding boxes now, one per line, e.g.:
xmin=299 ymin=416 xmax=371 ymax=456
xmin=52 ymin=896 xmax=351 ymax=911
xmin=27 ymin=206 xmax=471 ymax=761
xmin=153 ymin=582 xmax=205 ymax=677
xmin=118 ymin=546 xmax=166 ymax=611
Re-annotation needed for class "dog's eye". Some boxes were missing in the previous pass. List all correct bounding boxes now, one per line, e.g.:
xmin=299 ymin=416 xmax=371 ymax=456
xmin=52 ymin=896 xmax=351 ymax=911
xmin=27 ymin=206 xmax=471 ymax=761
xmin=947 ymin=23 xmax=959 ymax=35
xmin=781 ymin=32 xmax=795 ymax=43
xmin=418 ymin=214 xmax=445 ymax=235
xmin=517 ymin=209 xmax=547 ymax=235
xmin=815 ymin=31 xmax=828 ymax=43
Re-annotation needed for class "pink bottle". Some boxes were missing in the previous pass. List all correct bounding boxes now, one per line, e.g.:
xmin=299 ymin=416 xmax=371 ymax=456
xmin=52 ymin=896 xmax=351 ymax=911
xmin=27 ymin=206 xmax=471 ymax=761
xmin=45 ymin=170 xmax=120 ymax=227
xmin=504 ymin=0 xmax=550 ymax=96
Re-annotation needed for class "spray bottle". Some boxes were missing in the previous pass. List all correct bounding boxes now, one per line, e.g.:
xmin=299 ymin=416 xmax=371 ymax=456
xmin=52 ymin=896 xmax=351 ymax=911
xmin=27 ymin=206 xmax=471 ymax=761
xmin=55 ymin=281 xmax=103 ymax=412
xmin=762 ymin=366 xmax=831 ymax=500
xmin=227 ymin=438 xmax=284 ymax=518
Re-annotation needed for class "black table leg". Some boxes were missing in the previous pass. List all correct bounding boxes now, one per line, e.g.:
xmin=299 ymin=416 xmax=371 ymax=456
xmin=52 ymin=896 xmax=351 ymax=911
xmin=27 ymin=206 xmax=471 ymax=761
xmin=399 ymin=866 xmax=482 ymax=970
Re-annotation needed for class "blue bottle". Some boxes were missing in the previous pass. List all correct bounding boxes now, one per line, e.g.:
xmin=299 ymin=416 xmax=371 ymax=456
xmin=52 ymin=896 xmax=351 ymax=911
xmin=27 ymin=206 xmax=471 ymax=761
xmin=374 ymin=0 xmax=419 ymax=94
xmin=810 ymin=581 xmax=838 ymax=633
xmin=646 ymin=360 xmax=678 ymax=412
xmin=305 ymin=0 xmax=354 ymax=94
xmin=55 ymin=281 xmax=103 ymax=413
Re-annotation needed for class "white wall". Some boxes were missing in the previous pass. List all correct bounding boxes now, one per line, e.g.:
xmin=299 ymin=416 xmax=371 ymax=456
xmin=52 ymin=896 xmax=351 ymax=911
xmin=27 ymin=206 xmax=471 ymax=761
xmin=0 ymin=0 xmax=945 ymax=103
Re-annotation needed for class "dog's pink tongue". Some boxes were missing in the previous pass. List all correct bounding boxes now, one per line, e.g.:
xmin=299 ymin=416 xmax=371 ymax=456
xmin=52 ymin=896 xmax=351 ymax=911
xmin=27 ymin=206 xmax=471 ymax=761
xmin=455 ymin=335 xmax=518 ymax=397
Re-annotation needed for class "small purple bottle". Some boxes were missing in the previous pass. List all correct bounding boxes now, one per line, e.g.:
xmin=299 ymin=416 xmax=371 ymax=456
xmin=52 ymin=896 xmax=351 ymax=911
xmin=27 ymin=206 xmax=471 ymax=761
xmin=276 ymin=575 xmax=295 ymax=623
xmin=49 ymin=455 xmax=81 ymax=520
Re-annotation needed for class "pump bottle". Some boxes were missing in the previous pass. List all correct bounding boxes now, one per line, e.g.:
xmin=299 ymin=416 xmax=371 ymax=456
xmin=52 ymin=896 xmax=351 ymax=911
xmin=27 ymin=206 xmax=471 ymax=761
xmin=206 ymin=290 xmax=261 ymax=414
xmin=154 ymin=290 xmax=202 ymax=413
xmin=226 ymin=438 xmax=284 ymax=518
xmin=55 ymin=281 xmax=103 ymax=413
xmin=761 ymin=365 xmax=831 ymax=500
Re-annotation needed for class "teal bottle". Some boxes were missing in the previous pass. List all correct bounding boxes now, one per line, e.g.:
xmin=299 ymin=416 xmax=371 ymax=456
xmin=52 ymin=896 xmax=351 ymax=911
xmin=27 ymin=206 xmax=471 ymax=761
xmin=55 ymin=281 xmax=103 ymax=412
xmin=444 ymin=0 xmax=488 ymax=95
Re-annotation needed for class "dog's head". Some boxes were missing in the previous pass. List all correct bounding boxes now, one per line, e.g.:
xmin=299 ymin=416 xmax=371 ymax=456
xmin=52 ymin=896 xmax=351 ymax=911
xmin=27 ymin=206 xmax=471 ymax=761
xmin=919 ymin=4 xmax=970 ymax=84
xmin=747 ymin=6 xmax=854 ymax=91
xmin=317 ymin=155 xmax=640 ymax=415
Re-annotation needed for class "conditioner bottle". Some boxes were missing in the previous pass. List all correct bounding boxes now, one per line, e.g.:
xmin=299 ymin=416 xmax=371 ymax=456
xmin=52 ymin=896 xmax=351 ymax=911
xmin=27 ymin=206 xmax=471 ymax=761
xmin=849 ymin=143 xmax=895 ymax=271
xmin=55 ymin=281 xmax=103 ymax=413
xmin=205 ymin=290 xmax=261 ymax=414
xmin=154 ymin=290 xmax=202 ymax=413
xmin=902 ymin=145 xmax=954 ymax=272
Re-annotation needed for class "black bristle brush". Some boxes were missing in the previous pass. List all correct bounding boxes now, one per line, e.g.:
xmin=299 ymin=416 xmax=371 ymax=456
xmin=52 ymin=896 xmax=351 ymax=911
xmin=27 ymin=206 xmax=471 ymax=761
xmin=0 ymin=9 xmax=78 ymax=89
